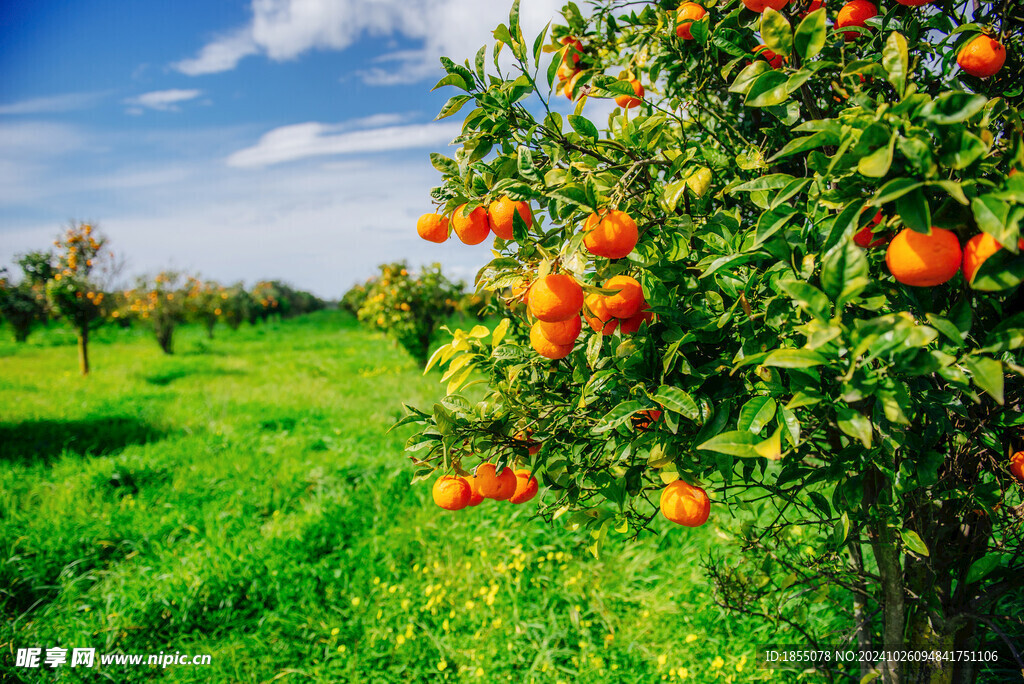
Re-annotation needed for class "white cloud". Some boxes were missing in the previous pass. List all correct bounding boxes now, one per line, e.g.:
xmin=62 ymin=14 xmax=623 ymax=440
xmin=0 ymin=91 xmax=109 ymax=115
xmin=226 ymin=118 xmax=461 ymax=168
xmin=174 ymin=0 xmax=562 ymax=84
xmin=123 ymin=89 xmax=203 ymax=112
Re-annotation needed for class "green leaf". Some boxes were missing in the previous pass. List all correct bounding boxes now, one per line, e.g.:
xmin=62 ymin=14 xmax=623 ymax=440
xmin=901 ymin=528 xmax=929 ymax=557
xmin=760 ymin=8 xmax=793 ymax=57
xmin=436 ymin=94 xmax=472 ymax=120
xmin=858 ymin=132 xmax=895 ymax=178
xmin=762 ymin=349 xmax=827 ymax=368
xmin=430 ymin=153 xmax=460 ymax=176
xmin=731 ymin=174 xmax=794 ymax=193
xmin=432 ymin=72 xmax=471 ymax=92
xmin=516 ymin=146 xmax=542 ymax=183
xmin=794 ymin=8 xmax=826 ymax=61
xmin=661 ymin=179 xmax=687 ymax=213
xmin=837 ymin=407 xmax=872 ymax=447
xmin=593 ymin=400 xmax=644 ymax=433
xmin=821 ymin=241 xmax=869 ymax=307
xmin=492 ymin=318 xmax=510 ymax=347
xmin=686 ymin=167 xmax=713 ymax=198
xmin=779 ymin=280 xmax=830 ymax=321
xmin=896 ymin=188 xmax=931 ymax=234
xmin=698 ymin=430 xmax=761 ymax=458
xmin=963 ymin=355 xmax=1004 ymax=404
xmin=739 ymin=396 xmax=778 ymax=433
xmin=871 ymin=178 xmax=924 ymax=205
xmin=549 ymin=184 xmax=593 ymax=211
xmin=654 ymin=386 xmax=702 ymax=422
xmin=745 ymin=70 xmax=790 ymax=107
xmin=920 ymin=92 xmax=988 ymax=125
xmin=882 ymin=32 xmax=908 ymax=97
xmin=729 ymin=61 xmax=770 ymax=95
xmin=568 ymin=114 xmax=599 ymax=140
xmin=965 ymin=554 xmax=1001 ymax=584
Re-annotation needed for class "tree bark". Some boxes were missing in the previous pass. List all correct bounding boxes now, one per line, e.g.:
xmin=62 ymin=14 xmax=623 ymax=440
xmin=849 ymin=539 xmax=876 ymax=681
xmin=78 ymin=326 xmax=90 ymax=375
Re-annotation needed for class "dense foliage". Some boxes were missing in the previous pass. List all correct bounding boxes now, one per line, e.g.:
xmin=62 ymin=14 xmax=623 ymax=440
xmin=399 ymin=1 xmax=1024 ymax=680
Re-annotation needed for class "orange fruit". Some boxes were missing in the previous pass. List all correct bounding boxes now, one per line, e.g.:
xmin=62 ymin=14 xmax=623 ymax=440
xmin=1010 ymin=451 xmax=1024 ymax=483
xmin=432 ymin=476 xmax=471 ymax=511
xmin=451 ymin=204 xmax=490 ymax=245
xmin=618 ymin=307 xmax=654 ymax=334
xmin=584 ymin=294 xmax=617 ymax=334
xmin=836 ymin=0 xmax=876 ymax=41
xmin=753 ymin=44 xmax=785 ymax=69
xmin=958 ymin=35 xmax=1006 ymax=78
xmin=660 ymin=480 xmax=711 ymax=527
xmin=962 ymin=233 xmax=1024 ymax=283
xmin=530 ymin=322 xmax=574 ymax=359
xmin=802 ymin=0 xmax=824 ymax=16
xmin=537 ymin=315 xmax=582 ymax=345
xmin=584 ymin=210 xmax=638 ymax=259
xmin=417 ymin=213 xmax=449 ymax=243
xmin=514 ymin=431 xmax=541 ymax=456
xmin=603 ymin=275 xmax=645 ymax=319
xmin=560 ymin=36 xmax=583 ymax=65
xmin=487 ymin=196 xmax=533 ymax=240
xmin=475 ymin=463 xmax=517 ymax=500
xmin=742 ymin=0 xmax=788 ymax=11
xmin=633 ymin=409 xmax=662 ymax=429
xmin=461 ymin=475 xmax=485 ymax=507
xmin=528 ymin=273 xmax=584 ymax=322
xmin=675 ymin=2 xmax=706 ymax=40
xmin=508 ymin=469 xmax=539 ymax=504
xmin=885 ymin=227 xmax=962 ymax=287
xmin=853 ymin=210 xmax=888 ymax=248
xmin=615 ymin=78 xmax=644 ymax=109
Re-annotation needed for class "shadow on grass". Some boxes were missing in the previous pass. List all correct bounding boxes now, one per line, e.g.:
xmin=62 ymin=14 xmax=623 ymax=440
xmin=143 ymin=366 xmax=245 ymax=386
xmin=0 ymin=417 xmax=167 ymax=464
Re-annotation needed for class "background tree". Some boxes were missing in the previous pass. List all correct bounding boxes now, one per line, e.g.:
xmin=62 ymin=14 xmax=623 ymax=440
xmin=45 ymin=222 xmax=114 ymax=374
xmin=0 ymin=253 xmax=52 ymax=343
xmin=122 ymin=271 xmax=189 ymax=354
xmin=399 ymin=1 xmax=1024 ymax=681
xmin=358 ymin=262 xmax=462 ymax=366
xmin=219 ymin=283 xmax=252 ymax=331
xmin=185 ymin=276 xmax=224 ymax=339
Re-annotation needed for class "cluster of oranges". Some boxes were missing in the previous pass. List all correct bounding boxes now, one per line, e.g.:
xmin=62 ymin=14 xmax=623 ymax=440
xmin=584 ymin=275 xmax=654 ymax=336
xmin=676 ymin=0 xmax=1006 ymax=79
xmin=432 ymin=463 xmax=539 ymax=511
xmin=856 ymin=212 xmax=1024 ymax=288
xmin=417 ymin=196 xmax=533 ymax=245
xmin=556 ymin=35 xmax=645 ymax=108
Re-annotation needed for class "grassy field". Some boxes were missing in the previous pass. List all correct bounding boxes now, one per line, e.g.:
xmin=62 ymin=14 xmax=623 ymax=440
xmin=0 ymin=312 xmax=832 ymax=683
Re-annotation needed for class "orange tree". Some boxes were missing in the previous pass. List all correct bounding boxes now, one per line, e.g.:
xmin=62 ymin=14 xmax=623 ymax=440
xmin=0 ymin=252 xmax=53 ymax=343
xmin=45 ymin=223 xmax=114 ymax=374
xmin=357 ymin=262 xmax=462 ymax=366
xmin=185 ymin=276 xmax=225 ymax=339
xmin=219 ymin=283 xmax=252 ymax=330
xmin=121 ymin=271 xmax=189 ymax=354
xmin=397 ymin=1 xmax=1024 ymax=680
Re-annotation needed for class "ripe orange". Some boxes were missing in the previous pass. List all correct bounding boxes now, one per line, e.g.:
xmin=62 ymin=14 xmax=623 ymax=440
xmin=675 ymin=3 xmax=707 ymax=40
xmin=452 ymin=204 xmax=490 ymax=245
xmin=615 ymin=78 xmax=644 ymax=109
xmin=584 ymin=294 xmax=618 ymax=334
xmin=508 ymin=469 xmax=539 ymax=504
xmin=537 ymin=315 xmax=582 ymax=345
xmin=556 ymin=60 xmax=577 ymax=82
xmin=461 ymin=475 xmax=485 ymax=507
xmin=633 ymin=409 xmax=662 ymax=430
xmin=417 ymin=213 xmax=449 ymax=243
xmin=1010 ymin=451 xmax=1024 ymax=483
xmin=957 ymin=35 xmax=1006 ymax=78
xmin=753 ymin=44 xmax=785 ymax=69
xmin=742 ymin=0 xmax=788 ymax=11
xmin=475 ymin=463 xmax=517 ymax=500
xmin=962 ymin=233 xmax=1024 ymax=283
xmin=528 ymin=273 xmax=584 ymax=322
xmin=618 ymin=307 xmax=654 ymax=334
xmin=854 ymin=210 xmax=888 ymax=248
xmin=836 ymin=0 xmax=877 ymax=41
xmin=660 ymin=480 xmax=711 ymax=527
xmin=584 ymin=209 xmax=639 ymax=259
xmin=560 ymin=36 xmax=583 ymax=65
xmin=885 ymin=227 xmax=962 ymax=287
xmin=564 ymin=71 xmax=584 ymax=101
xmin=514 ymin=431 xmax=541 ymax=456
xmin=802 ymin=0 xmax=824 ymax=16
xmin=487 ymin=196 xmax=532 ymax=240
xmin=433 ymin=476 xmax=471 ymax=511
xmin=603 ymin=275 xmax=644 ymax=318
xmin=530 ymin=322 xmax=574 ymax=359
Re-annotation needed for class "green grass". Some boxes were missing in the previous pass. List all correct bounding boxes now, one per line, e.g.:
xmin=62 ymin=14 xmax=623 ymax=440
xmin=0 ymin=313 xmax=819 ymax=683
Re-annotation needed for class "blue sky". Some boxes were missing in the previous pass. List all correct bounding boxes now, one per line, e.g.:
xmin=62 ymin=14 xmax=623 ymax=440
xmin=0 ymin=0 xmax=587 ymax=296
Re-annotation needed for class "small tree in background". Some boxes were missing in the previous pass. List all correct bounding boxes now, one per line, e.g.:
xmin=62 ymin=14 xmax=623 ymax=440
xmin=122 ymin=271 xmax=188 ymax=354
xmin=340 ymin=280 xmax=371 ymax=315
xmin=357 ymin=262 xmax=462 ymax=366
xmin=185 ymin=276 xmax=224 ymax=339
xmin=46 ymin=222 xmax=114 ymax=374
xmin=220 ymin=284 xmax=252 ymax=331
xmin=0 ymin=253 xmax=52 ymax=343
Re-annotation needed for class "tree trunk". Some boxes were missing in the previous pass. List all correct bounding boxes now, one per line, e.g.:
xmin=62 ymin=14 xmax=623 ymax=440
xmin=78 ymin=326 xmax=90 ymax=375
xmin=871 ymin=522 xmax=905 ymax=684
xmin=849 ymin=540 xmax=876 ymax=681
